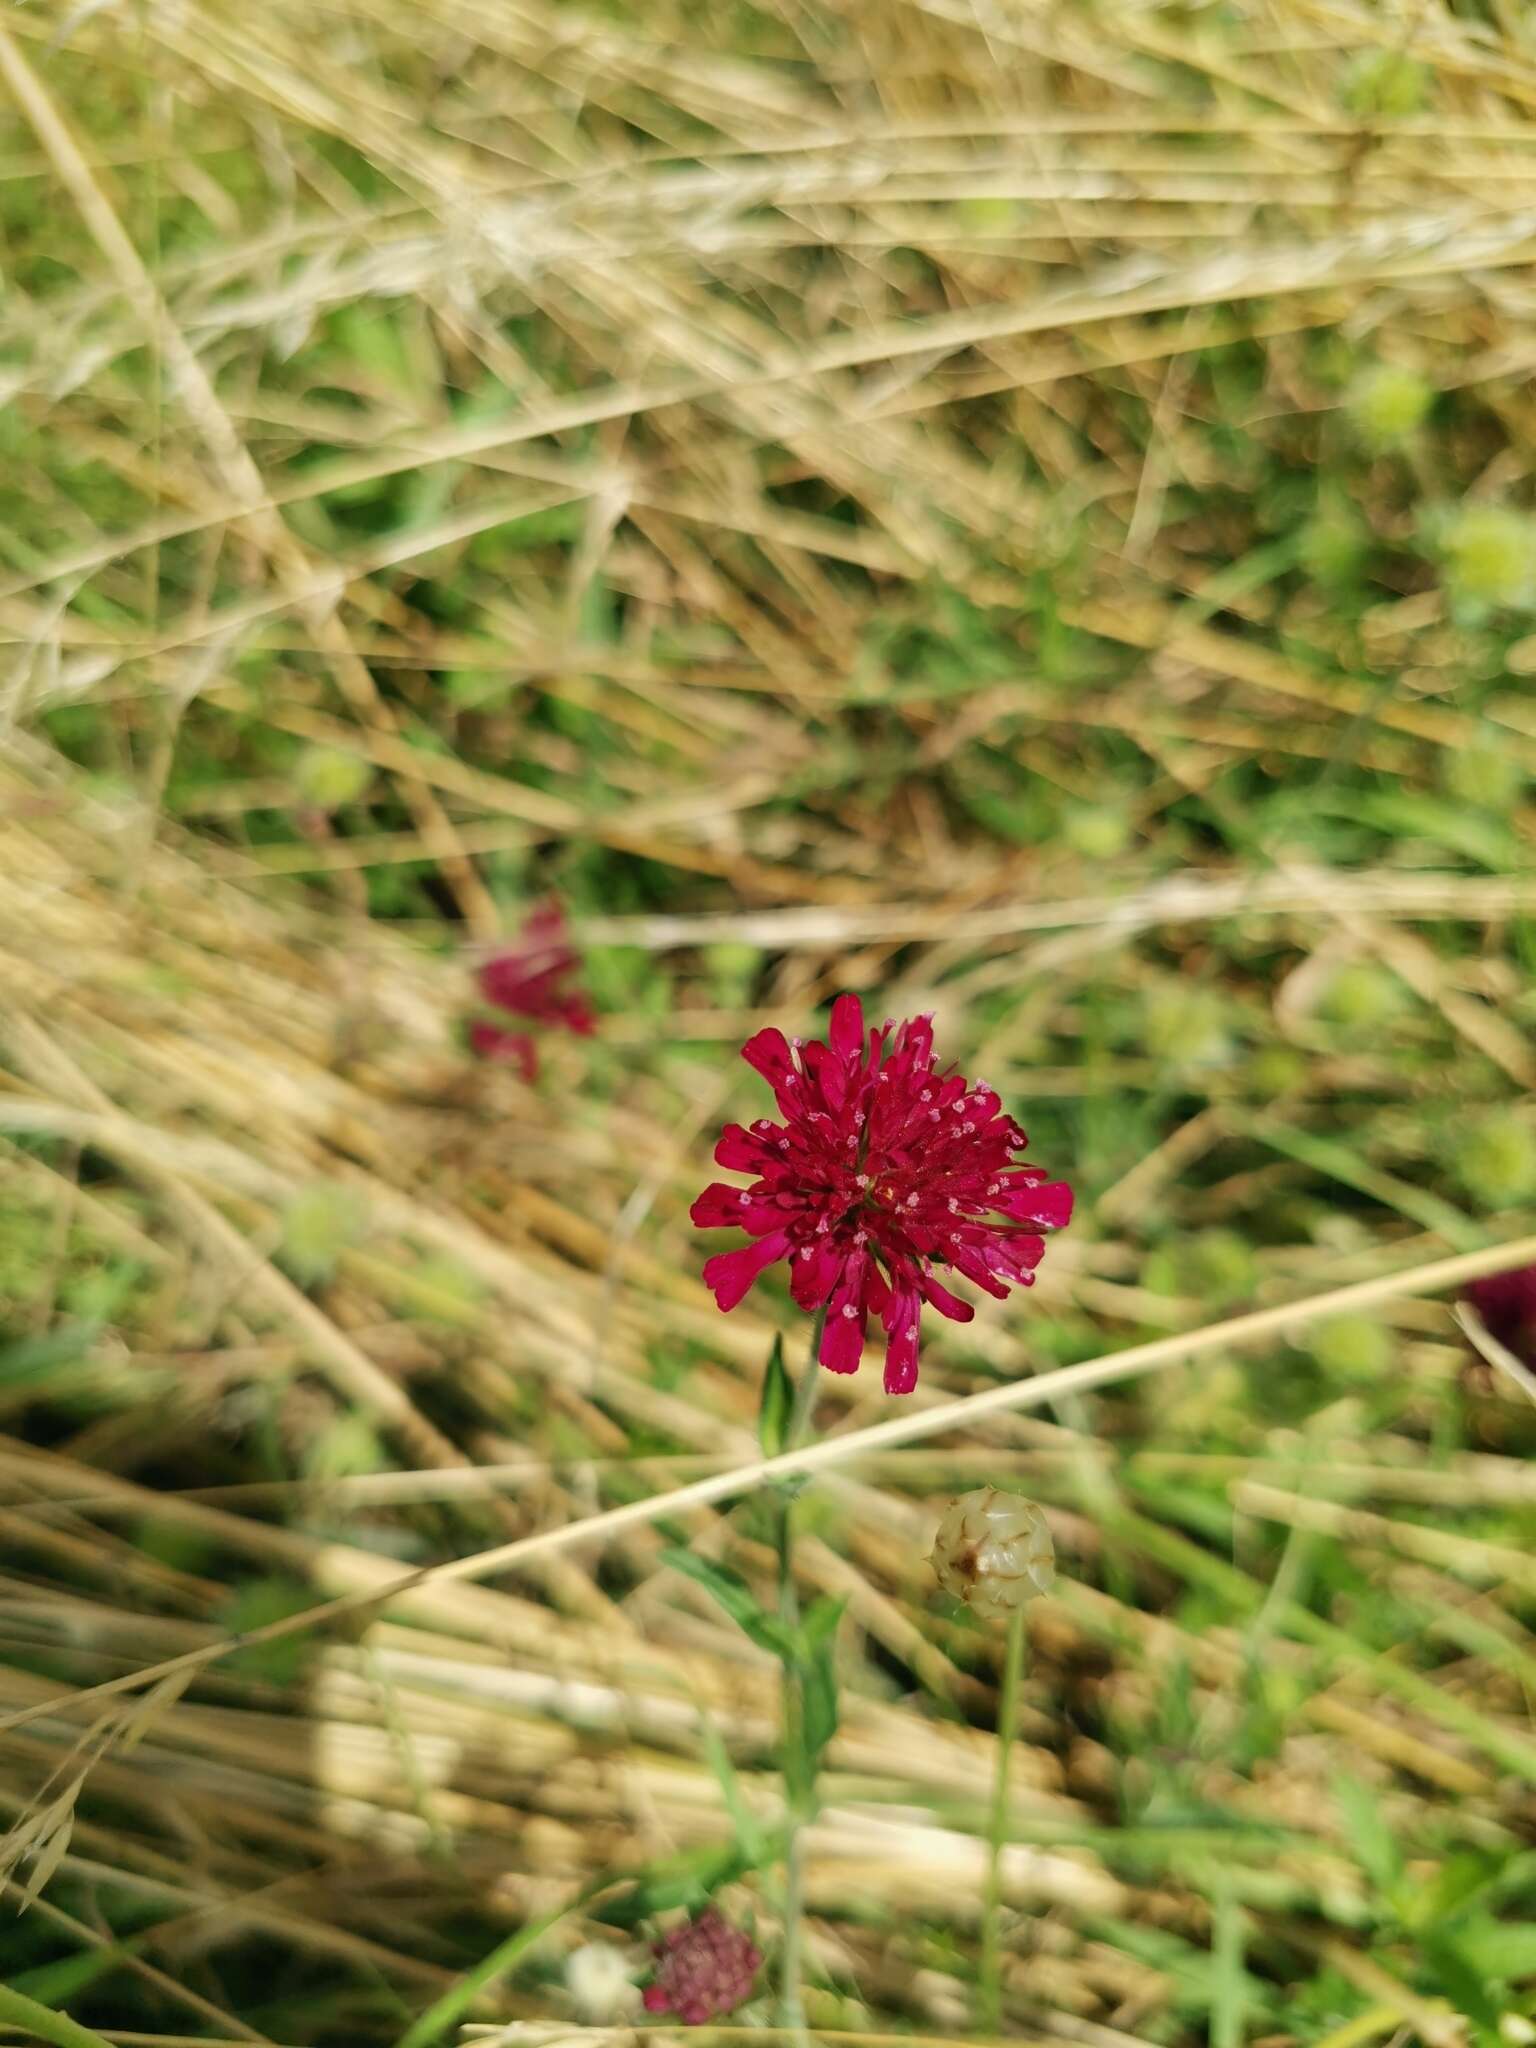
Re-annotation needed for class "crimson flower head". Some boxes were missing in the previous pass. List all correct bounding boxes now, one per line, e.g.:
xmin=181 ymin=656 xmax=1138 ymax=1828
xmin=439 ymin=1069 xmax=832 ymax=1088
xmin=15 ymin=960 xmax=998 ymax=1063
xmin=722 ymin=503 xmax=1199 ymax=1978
xmin=691 ymin=994 xmax=1072 ymax=1395
xmin=468 ymin=1018 xmax=539 ymax=1079
xmin=470 ymin=900 xmax=595 ymax=1079
xmin=642 ymin=1909 xmax=761 ymax=2024
xmin=1464 ymin=1263 xmax=1536 ymax=1367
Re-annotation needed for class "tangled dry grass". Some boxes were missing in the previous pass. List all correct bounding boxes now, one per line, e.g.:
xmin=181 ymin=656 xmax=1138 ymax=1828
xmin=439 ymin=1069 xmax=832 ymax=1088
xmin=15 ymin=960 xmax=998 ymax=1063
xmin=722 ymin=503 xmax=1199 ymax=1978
xmin=7 ymin=0 xmax=1536 ymax=2041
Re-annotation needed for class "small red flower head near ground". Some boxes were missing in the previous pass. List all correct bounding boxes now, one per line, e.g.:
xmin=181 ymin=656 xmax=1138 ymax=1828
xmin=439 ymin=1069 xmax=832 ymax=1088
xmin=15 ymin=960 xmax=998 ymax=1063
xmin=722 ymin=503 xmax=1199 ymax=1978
xmin=642 ymin=1909 xmax=762 ymax=2024
xmin=1464 ymin=1263 xmax=1536 ymax=1368
xmin=467 ymin=1019 xmax=539 ymax=1079
xmin=470 ymin=900 xmax=595 ymax=1079
xmin=691 ymin=993 xmax=1073 ymax=1395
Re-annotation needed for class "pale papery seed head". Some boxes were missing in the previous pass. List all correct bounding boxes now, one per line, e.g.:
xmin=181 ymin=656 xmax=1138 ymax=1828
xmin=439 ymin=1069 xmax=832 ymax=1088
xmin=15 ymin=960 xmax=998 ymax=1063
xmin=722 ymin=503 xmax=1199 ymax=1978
xmin=930 ymin=1488 xmax=1057 ymax=1622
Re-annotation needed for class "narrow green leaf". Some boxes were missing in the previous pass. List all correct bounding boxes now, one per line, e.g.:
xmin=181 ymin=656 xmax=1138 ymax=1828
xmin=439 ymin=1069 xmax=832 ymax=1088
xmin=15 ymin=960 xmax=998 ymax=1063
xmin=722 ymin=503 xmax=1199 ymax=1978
xmin=782 ymin=1726 xmax=815 ymax=1819
xmin=1210 ymin=1884 xmax=1246 ymax=2048
xmin=698 ymin=1711 xmax=765 ymax=1866
xmin=660 ymin=1549 xmax=799 ymax=1660
xmin=394 ymin=1885 xmax=596 ymax=2048
xmin=1333 ymin=1774 xmax=1402 ymax=1902
xmin=758 ymin=1333 xmax=793 ymax=1458
xmin=798 ymin=1594 xmax=847 ymax=1654
xmin=594 ymin=1839 xmax=764 ymax=1929
xmin=0 ymin=1984 xmax=117 ymax=2048
xmin=1399 ymin=1852 xmax=1501 ymax=1934
xmin=1421 ymin=1932 xmax=1503 ymax=2040
xmin=10 ymin=1946 xmax=132 ymax=2005
xmin=1450 ymin=1916 xmax=1536 ymax=1984
xmin=0 ymin=1325 xmax=100 ymax=1388
xmin=1237 ymin=1118 xmax=1481 ymax=1252
xmin=803 ymin=1636 xmax=840 ymax=1766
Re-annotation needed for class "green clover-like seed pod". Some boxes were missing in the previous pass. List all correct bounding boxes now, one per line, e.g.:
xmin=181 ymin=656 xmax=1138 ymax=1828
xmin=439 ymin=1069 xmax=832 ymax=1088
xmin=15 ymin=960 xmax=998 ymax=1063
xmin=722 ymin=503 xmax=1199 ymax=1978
xmin=930 ymin=1488 xmax=1056 ymax=1622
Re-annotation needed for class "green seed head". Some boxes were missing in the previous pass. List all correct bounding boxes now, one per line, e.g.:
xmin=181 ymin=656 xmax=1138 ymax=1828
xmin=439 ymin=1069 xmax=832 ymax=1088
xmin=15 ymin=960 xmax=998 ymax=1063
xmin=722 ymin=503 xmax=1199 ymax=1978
xmin=1340 ymin=49 xmax=1429 ymax=120
xmin=1347 ymin=365 xmax=1431 ymax=450
xmin=1184 ymin=1229 xmax=1259 ymax=1305
xmin=1141 ymin=985 xmax=1231 ymax=1067
xmin=295 ymin=744 xmax=374 ymax=810
xmin=408 ymin=1255 xmax=489 ymax=1324
xmin=702 ymin=941 xmax=764 ymax=1003
xmin=1299 ymin=508 xmax=1370 ymax=587
xmin=954 ymin=196 xmax=1023 ymax=233
xmin=1441 ymin=743 xmax=1524 ymax=811
xmin=1144 ymin=1230 xmax=1257 ymax=1306
xmin=1441 ymin=505 xmax=1536 ymax=612
xmin=1320 ymin=961 xmax=1406 ymax=1032
xmin=1455 ymin=1115 xmax=1536 ymax=1208
xmin=305 ymin=1413 xmax=385 ymax=1480
xmin=1311 ymin=1313 xmax=1391 ymax=1380
xmin=279 ymin=1184 xmax=369 ymax=1284
xmin=1063 ymin=804 xmax=1131 ymax=860
xmin=1244 ymin=1045 xmax=1308 ymax=1099
xmin=930 ymin=1488 xmax=1056 ymax=1621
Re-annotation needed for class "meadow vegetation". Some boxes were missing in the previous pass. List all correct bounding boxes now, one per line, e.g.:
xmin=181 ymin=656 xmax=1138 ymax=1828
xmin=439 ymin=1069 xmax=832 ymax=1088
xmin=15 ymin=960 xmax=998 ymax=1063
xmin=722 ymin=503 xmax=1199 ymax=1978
xmin=4 ymin=0 xmax=1536 ymax=2043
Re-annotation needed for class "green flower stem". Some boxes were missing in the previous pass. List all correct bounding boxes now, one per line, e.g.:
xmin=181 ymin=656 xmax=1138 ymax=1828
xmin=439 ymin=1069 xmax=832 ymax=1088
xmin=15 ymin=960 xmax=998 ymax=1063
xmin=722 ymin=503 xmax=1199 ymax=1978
xmin=775 ymin=1306 xmax=826 ymax=2041
xmin=980 ymin=1600 xmax=1027 ymax=2033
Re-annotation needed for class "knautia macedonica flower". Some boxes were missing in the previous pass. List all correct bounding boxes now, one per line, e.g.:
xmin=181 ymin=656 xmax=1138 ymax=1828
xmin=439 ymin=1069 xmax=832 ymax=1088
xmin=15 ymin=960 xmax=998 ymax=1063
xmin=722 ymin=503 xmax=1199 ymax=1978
xmin=930 ymin=1488 xmax=1056 ymax=1622
xmin=1464 ymin=1264 xmax=1536 ymax=1369
xmin=469 ymin=899 xmax=595 ymax=1079
xmin=691 ymin=994 xmax=1072 ymax=1394
xmin=642 ymin=1908 xmax=762 ymax=2024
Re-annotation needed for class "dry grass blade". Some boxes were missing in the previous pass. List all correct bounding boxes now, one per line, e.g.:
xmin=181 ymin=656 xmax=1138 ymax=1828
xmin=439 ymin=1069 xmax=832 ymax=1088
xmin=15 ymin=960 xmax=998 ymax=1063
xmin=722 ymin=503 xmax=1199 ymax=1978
xmin=0 ymin=1231 xmax=1531 ymax=1741
xmin=1456 ymin=1301 xmax=1536 ymax=1408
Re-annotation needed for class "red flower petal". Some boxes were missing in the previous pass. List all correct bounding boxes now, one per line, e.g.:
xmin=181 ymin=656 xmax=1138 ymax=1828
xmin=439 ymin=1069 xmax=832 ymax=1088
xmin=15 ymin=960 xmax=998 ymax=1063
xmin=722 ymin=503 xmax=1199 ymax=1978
xmin=947 ymin=1241 xmax=1013 ymax=1299
xmin=557 ymin=996 xmax=598 ymax=1037
xmin=883 ymin=1346 xmax=919 ymax=1396
xmin=702 ymin=1230 xmax=790 ymax=1311
xmin=691 ymin=1181 xmax=764 ymax=1229
xmin=741 ymin=1026 xmax=795 ymax=1092
xmin=820 ymin=1257 xmax=870 ymax=1373
xmin=715 ymin=1122 xmax=774 ymax=1172
xmin=789 ymin=1240 xmax=842 ymax=1311
xmin=918 ymin=1271 xmax=975 ymax=1322
xmin=997 ymin=1178 xmax=1074 ymax=1229
xmin=468 ymin=1020 xmax=538 ymax=1078
xmin=820 ymin=1308 xmax=864 ymax=1373
xmin=828 ymin=991 xmax=865 ymax=1062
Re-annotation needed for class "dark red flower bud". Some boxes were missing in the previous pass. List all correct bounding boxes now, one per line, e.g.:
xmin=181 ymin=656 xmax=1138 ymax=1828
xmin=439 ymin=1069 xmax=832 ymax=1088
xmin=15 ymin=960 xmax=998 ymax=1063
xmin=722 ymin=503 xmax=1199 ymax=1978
xmin=1465 ymin=1263 xmax=1536 ymax=1368
xmin=641 ymin=1909 xmax=761 ymax=2024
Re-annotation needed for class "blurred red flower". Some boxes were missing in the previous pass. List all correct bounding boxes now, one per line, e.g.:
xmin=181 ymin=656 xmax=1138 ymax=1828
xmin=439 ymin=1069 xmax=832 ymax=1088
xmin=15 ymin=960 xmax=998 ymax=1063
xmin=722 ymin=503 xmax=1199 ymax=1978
xmin=1465 ymin=1263 xmax=1536 ymax=1367
xmin=467 ymin=1019 xmax=538 ymax=1079
xmin=691 ymin=993 xmax=1072 ymax=1394
xmin=470 ymin=900 xmax=595 ymax=1078
xmin=642 ymin=1909 xmax=761 ymax=2024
